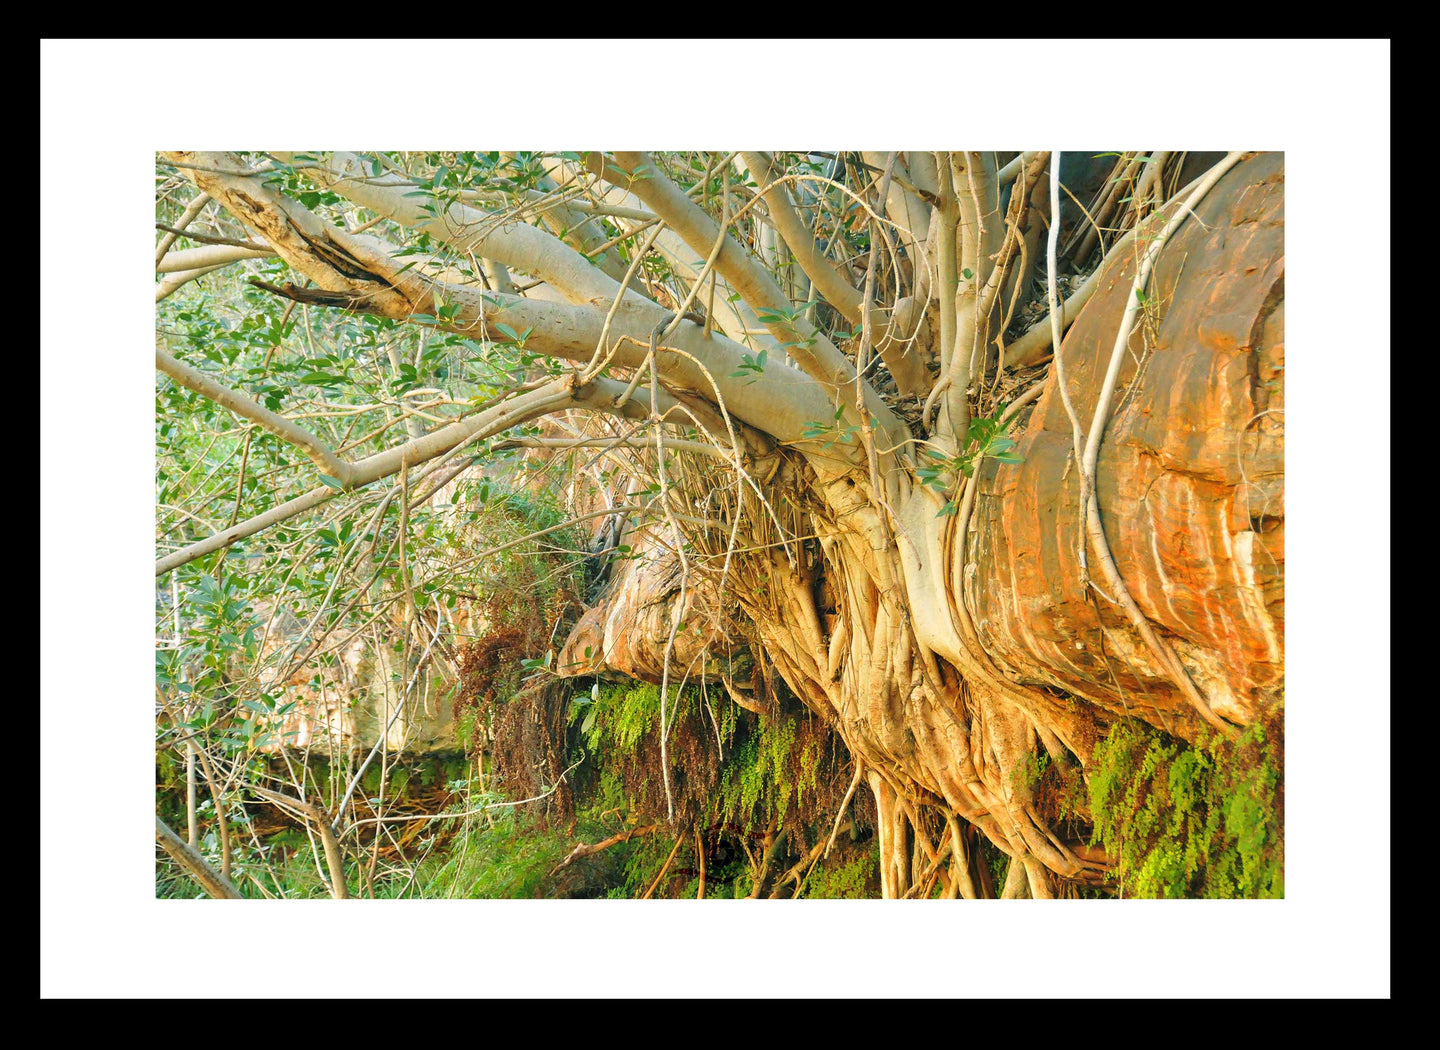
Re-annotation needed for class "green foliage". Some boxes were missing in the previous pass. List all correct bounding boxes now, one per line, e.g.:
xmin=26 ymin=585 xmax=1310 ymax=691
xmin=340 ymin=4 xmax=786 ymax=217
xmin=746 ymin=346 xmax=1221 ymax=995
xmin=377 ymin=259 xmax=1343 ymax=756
xmin=713 ymin=709 xmax=808 ymax=831
xmin=1010 ymin=747 xmax=1089 ymax=829
xmin=559 ymin=675 xmax=872 ymax=896
xmin=156 ymin=846 xmax=334 ymax=900
xmin=916 ymin=404 xmax=1026 ymax=515
xmin=455 ymin=705 xmax=479 ymax=750
xmin=411 ymin=807 xmax=575 ymax=899
xmin=801 ymin=847 xmax=878 ymax=899
xmin=1087 ymin=718 xmax=1284 ymax=898
xmin=1010 ymin=748 xmax=1051 ymax=792
xmin=573 ymin=678 xmax=832 ymax=834
xmin=574 ymin=681 xmax=673 ymax=755
xmin=801 ymin=404 xmax=866 ymax=448
xmin=729 ymin=347 xmax=768 ymax=382
xmin=978 ymin=836 xmax=1011 ymax=894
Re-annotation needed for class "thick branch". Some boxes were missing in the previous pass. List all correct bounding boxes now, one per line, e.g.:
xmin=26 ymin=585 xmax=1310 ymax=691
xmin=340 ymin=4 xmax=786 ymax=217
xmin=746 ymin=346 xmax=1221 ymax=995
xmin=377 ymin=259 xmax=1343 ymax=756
xmin=156 ymin=243 xmax=274 ymax=273
xmin=601 ymin=152 xmax=908 ymax=452
xmin=276 ymin=151 xmax=639 ymax=309
xmin=168 ymin=152 xmax=861 ymax=461
xmin=538 ymin=155 xmax=774 ymax=350
xmin=861 ymin=151 xmax=932 ymax=264
xmin=156 ymin=348 xmax=355 ymax=484
xmin=155 ymin=191 xmax=211 ymax=268
xmin=155 ymin=816 xmax=243 ymax=899
xmin=246 ymin=786 xmax=350 ymax=899
xmin=155 ymin=264 xmax=229 ymax=302
xmin=156 ymin=378 xmax=579 ymax=576
xmin=740 ymin=151 xmax=863 ymax=324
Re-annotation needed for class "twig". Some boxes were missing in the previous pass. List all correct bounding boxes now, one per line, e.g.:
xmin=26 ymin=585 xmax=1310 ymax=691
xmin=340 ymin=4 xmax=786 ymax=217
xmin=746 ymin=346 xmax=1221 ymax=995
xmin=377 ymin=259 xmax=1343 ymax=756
xmin=550 ymin=824 xmax=661 ymax=876
xmin=641 ymin=832 xmax=687 ymax=899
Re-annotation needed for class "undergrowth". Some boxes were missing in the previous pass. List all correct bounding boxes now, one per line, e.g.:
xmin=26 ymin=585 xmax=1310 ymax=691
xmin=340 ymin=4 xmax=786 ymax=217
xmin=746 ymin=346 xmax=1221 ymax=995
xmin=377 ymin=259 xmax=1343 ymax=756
xmin=1087 ymin=714 xmax=1284 ymax=898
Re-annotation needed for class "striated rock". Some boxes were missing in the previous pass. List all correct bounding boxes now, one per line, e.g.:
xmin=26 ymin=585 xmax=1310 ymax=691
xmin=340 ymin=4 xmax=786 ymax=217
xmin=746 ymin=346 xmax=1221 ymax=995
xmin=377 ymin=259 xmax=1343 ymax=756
xmin=557 ymin=521 xmax=741 ymax=685
xmin=257 ymin=615 xmax=464 ymax=756
xmin=970 ymin=151 xmax=1284 ymax=735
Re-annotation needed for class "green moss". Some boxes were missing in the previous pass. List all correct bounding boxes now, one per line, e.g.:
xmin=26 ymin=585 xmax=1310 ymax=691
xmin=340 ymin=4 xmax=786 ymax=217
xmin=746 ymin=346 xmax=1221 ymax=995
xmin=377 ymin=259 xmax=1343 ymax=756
xmin=579 ymin=681 xmax=669 ymax=754
xmin=1087 ymin=717 xmax=1283 ymax=898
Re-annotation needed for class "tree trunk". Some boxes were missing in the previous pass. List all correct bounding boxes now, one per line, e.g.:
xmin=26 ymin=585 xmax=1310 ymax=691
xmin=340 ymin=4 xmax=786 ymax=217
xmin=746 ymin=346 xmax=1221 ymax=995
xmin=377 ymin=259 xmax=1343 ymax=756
xmin=159 ymin=151 xmax=1284 ymax=896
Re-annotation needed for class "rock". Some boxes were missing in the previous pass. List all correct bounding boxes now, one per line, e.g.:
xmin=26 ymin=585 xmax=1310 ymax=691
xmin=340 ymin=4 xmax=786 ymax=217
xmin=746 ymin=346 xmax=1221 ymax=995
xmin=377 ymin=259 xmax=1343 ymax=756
xmin=971 ymin=152 xmax=1284 ymax=735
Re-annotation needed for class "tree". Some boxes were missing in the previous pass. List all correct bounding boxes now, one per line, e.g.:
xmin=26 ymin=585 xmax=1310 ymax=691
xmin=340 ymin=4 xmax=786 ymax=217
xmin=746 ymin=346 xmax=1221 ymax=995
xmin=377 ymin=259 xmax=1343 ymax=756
xmin=154 ymin=149 xmax=1284 ymax=899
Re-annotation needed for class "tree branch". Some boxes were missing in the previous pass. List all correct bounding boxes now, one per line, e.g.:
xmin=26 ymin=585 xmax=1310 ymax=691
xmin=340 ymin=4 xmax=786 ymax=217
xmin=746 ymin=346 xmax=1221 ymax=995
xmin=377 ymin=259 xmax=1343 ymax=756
xmin=246 ymin=786 xmax=350 ymax=899
xmin=740 ymin=151 xmax=863 ymax=324
xmin=155 ymin=816 xmax=243 ymax=899
xmin=156 ymin=348 xmax=355 ymax=484
xmin=155 ymin=191 xmax=211 ymax=269
xmin=600 ymin=152 xmax=909 ymax=453
xmin=156 ymin=243 xmax=274 ymax=274
xmin=275 ymin=151 xmax=639 ymax=309
xmin=550 ymin=824 xmax=662 ymax=876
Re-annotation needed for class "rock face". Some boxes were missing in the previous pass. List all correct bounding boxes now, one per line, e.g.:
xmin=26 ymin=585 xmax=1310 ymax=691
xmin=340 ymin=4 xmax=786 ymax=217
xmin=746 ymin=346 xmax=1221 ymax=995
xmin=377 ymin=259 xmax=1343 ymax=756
xmin=259 ymin=624 xmax=463 ymax=756
xmin=558 ymin=522 xmax=739 ymax=685
xmin=970 ymin=151 xmax=1284 ymax=736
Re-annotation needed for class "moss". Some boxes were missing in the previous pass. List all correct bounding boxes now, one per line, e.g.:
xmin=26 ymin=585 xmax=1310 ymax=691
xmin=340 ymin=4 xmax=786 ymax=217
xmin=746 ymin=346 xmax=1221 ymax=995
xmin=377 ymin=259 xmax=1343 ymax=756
xmin=978 ymin=836 xmax=1010 ymax=895
xmin=1087 ymin=715 xmax=1283 ymax=898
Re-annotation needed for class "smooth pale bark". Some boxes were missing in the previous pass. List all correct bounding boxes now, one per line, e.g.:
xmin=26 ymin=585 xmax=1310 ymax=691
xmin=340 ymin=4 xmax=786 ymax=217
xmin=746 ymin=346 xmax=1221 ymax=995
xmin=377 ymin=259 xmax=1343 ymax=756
xmin=739 ymin=151 xmax=863 ymax=324
xmin=155 ymin=264 xmax=229 ymax=302
xmin=167 ymin=153 xmax=842 ymax=451
xmin=156 ymin=243 xmax=273 ymax=273
xmin=156 ymin=483 xmax=336 ymax=577
xmin=603 ymin=152 xmax=908 ymax=455
xmin=275 ymin=151 xmax=641 ymax=309
xmin=513 ymin=170 xmax=633 ymax=284
xmin=861 ymin=151 xmax=932 ymax=266
xmin=419 ymin=284 xmax=838 ymax=446
xmin=157 ymin=348 xmax=354 ymax=483
xmin=155 ymin=191 xmax=211 ymax=268
xmin=539 ymin=154 xmax=774 ymax=351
